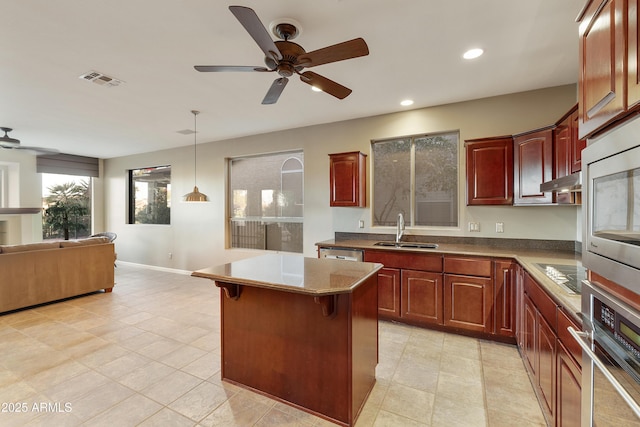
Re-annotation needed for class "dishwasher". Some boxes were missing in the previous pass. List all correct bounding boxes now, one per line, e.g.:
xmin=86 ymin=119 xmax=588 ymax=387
xmin=319 ymin=247 xmax=364 ymax=262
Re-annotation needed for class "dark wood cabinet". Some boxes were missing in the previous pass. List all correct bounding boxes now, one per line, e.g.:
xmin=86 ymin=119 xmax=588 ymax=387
xmin=537 ymin=312 xmax=557 ymax=423
xmin=377 ymin=267 xmax=401 ymax=319
xmin=557 ymin=342 xmax=582 ymax=427
xmin=401 ymin=269 xmax=443 ymax=326
xmin=556 ymin=106 xmax=585 ymax=171
xmin=329 ymin=151 xmax=366 ymax=207
xmin=464 ymin=136 xmax=514 ymax=205
xmin=443 ymin=255 xmax=493 ymax=334
xmin=444 ymin=274 xmax=493 ymax=333
xmin=513 ymin=128 xmax=554 ymax=205
xmin=494 ymin=259 xmax=517 ymax=337
xmin=629 ymin=0 xmax=640 ymax=110
xmin=553 ymin=105 xmax=584 ymax=204
xmin=364 ymin=250 xmax=442 ymax=324
xmin=522 ymin=294 xmax=537 ymax=375
xmin=578 ymin=0 xmax=628 ymax=139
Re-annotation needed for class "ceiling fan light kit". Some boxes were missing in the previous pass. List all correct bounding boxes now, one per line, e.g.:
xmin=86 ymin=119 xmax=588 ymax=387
xmin=183 ymin=110 xmax=209 ymax=203
xmin=194 ymin=5 xmax=369 ymax=104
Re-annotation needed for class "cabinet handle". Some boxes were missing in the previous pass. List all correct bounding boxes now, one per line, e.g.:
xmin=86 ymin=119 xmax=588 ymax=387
xmin=567 ymin=326 xmax=640 ymax=419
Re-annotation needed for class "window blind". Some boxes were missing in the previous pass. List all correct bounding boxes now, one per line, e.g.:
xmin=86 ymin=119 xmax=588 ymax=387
xmin=37 ymin=154 xmax=99 ymax=177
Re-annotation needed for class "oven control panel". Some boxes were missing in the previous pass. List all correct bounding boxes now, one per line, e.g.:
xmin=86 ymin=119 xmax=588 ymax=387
xmin=596 ymin=299 xmax=640 ymax=359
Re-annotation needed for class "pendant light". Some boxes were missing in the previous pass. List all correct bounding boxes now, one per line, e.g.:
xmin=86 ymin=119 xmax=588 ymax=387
xmin=183 ymin=110 xmax=209 ymax=202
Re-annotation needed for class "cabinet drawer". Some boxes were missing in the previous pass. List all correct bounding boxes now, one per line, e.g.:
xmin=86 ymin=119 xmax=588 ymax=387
xmin=557 ymin=308 xmax=582 ymax=366
xmin=524 ymin=272 xmax=558 ymax=332
xmin=444 ymin=256 xmax=492 ymax=277
xmin=364 ymin=250 xmax=442 ymax=272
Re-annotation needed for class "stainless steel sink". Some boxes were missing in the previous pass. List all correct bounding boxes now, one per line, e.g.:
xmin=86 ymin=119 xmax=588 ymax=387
xmin=373 ymin=241 xmax=438 ymax=249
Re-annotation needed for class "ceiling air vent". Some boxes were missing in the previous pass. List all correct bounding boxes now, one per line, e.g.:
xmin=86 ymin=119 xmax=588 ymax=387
xmin=78 ymin=70 xmax=124 ymax=87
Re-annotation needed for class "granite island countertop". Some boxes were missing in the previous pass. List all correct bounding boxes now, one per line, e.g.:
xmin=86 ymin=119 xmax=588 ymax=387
xmin=316 ymin=238 xmax=583 ymax=323
xmin=192 ymin=253 xmax=383 ymax=296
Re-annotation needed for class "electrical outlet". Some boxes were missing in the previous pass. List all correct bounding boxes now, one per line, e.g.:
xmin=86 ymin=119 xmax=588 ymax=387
xmin=358 ymin=220 xmax=364 ymax=229
xmin=496 ymin=222 xmax=504 ymax=233
xmin=168 ymin=252 xmax=173 ymax=259
xmin=468 ymin=222 xmax=480 ymax=232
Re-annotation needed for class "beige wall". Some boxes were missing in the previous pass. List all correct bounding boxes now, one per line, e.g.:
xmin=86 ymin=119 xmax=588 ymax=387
xmin=0 ymin=149 xmax=43 ymax=244
xmin=103 ymin=84 xmax=580 ymax=271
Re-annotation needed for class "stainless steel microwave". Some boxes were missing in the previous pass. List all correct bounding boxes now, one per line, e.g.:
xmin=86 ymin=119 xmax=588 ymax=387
xmin=583 ymin=116 xmax=640 ymax=295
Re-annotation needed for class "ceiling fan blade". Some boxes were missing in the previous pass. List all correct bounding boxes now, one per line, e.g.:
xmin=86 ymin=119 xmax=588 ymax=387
xmin=297 ymin=38 xmax=369 ymax=67
xmin=262 ymin=77 xmax=288 ymax=104
xmin=195 ymin=65 xmax=270 ymax=72
xmin=299 ymin=71 xmax=352 ymax=100
xmin=229 ymin=6 xmax=282 ymax=61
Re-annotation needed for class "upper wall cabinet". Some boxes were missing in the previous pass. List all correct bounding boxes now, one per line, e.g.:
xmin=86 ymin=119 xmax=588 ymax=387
xmin=554 ymin=104 xmax=586 ymax=175
xmin=513 ymin=128 xmax=554 ymax=205
xmin=329 ymin=151 xmax=367 ymax=207
xmin=464 ymin=136 xmax=514 ymax=206
xmin=578 ymin=0 xmax=633 ymax=139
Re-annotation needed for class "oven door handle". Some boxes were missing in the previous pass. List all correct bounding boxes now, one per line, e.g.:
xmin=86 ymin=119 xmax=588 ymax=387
xmin=568 ymin=326 xmax=640 ymax=419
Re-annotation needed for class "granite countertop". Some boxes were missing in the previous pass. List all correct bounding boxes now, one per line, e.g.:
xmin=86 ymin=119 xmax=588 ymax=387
xmin=316 ymin=238 xmax=583 ymax=322
xmin=192 ymin=253 xmax=383 ymax=296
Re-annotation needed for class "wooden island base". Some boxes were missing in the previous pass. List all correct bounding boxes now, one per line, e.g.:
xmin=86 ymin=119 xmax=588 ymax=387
xmin=216 ymin=273 xmax=378 ymax=426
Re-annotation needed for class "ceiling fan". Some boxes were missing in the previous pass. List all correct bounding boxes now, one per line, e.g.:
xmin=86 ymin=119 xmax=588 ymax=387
xmin=0 ymin=127 xmax=58 ymax=154
xmin=195 ymin=5 xmax=369 ymax=104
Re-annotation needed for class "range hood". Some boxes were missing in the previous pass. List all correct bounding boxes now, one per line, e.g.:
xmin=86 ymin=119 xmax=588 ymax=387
xmin=540 ymin=171 xmax=582 ymax=193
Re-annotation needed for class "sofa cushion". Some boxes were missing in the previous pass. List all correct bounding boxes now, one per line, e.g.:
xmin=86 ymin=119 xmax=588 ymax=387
xmin=0 ymin=241 xmax=61 ymax=253
xmin=60 ymin=236 xmax=110 ymax=248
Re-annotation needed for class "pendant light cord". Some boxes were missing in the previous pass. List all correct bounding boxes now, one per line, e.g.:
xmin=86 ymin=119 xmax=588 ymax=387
xmin=192 ymin=110 xmax=200 ymax=187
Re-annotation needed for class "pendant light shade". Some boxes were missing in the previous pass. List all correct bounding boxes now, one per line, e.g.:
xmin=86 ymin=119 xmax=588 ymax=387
xmin=183 ymin=110 xmax=209 ymax=202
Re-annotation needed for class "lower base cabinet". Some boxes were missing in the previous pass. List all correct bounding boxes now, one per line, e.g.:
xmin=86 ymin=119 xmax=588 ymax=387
xmin=537 ymin=311 xmax=557 ymax=423
xmin=401 ymin=269 xmax=443 ymax=325
xmin=377 ymin=267 xmax=401 ymax=319
xmin=519 ymin=272 xmax=582 ymax=427
xmin=557 ymin=342 xmax=581 ymax=427
xmin=444 ymin=274 xmax=493 ymax=333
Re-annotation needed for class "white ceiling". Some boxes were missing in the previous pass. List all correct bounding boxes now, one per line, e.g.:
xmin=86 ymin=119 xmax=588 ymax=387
xmin=1 ymin=0 xmax=585 ymax=159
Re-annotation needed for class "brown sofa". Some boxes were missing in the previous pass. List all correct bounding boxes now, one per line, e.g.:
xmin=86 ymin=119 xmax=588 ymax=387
xmin=0 ymin=237 xmax=115 ymax=313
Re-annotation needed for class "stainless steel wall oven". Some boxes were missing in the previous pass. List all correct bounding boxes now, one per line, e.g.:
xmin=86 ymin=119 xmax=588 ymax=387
xmin=570 ymin=280 xmax=640 ymax=426
xmin=583 ymin=116 xmax=640 ymax=295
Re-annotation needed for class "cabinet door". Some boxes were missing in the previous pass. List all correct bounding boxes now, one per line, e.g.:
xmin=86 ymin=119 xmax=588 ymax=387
xmin=578 ymin=0 xmax=626 ymax=139
xmin=523 ymin=294 xmax=537 ymax=376
xmin=570 ymin=109 xmax=586 ymax=174
xmin=329 ymin=152 xmax=366 ymax=207
xmin=557 ymin=342 xmax=582 ymax=427
xmin=554 ymin=118 xmax=572 ymax=179
xmin=494 ymin=260 xmax=516 ymax=337
xmin=465 ymin=137 xmax=513 ymax=205
xmin=443 ymin=274 xmax=493 ymax=333
xmin=513 ymin=128 xmax=553 ymax=205
xmin=516 ymin=264 xmax=526 ymax=349
xmin=537 ymin=312 xmax=557 ymax=424
xmin=401 ymin=270 xmax=443 ymax=326
xmin=629 ymin=0 xmax=640 ymax=109
xmin=377 ymin=267 xmax=401 ymax=320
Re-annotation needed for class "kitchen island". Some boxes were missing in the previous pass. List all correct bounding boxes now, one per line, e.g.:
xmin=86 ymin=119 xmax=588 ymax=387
xmin=192 ymin=253 xmax=383 ymax=427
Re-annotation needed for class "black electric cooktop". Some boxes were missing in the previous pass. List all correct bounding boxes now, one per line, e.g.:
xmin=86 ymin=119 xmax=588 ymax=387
xmin=533 ymin=263 xmax=587 ymax=295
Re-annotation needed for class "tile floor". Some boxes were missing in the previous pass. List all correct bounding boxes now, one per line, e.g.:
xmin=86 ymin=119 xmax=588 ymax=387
xmin=0 ymin=263 xmax=546 ymax=426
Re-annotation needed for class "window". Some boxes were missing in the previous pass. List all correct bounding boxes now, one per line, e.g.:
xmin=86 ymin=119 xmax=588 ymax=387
xmin=229 ymin=151 xmax=303 ymax=253
xmin=372 ymin=131 xmax=459 ymax=227
xmin=42 ymin=173 xmax=92 ymax=240
xmin=128 ymin=166 xmax=171 ymax=224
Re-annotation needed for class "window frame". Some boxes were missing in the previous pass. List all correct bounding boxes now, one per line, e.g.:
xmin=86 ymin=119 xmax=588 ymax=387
xmin=227 ymin=150 xmax=304 ymax=253
xmin=127 ymin=165 xmax=172 ymax=225
xmin=371 ymin=130 xmax=460 ymax=229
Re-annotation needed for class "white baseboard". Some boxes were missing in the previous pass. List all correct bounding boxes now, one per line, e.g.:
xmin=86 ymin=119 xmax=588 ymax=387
xmin=116 ymin=260 xmax=192 ymax=275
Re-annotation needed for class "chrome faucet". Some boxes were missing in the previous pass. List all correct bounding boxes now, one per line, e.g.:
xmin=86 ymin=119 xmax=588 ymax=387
xmin=396 ymin=212 xmax=405 ymax=244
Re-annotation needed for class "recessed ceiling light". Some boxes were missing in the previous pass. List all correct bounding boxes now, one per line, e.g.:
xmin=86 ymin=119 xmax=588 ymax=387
xmin=400 ymin=99 xmax=414 ymax=106
xmin=463 ymin=48 xmax=484 ymax=60
xmin=311 ymin=86 xmax=322 ymax=92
